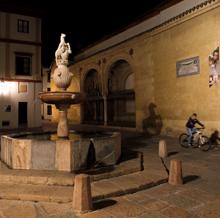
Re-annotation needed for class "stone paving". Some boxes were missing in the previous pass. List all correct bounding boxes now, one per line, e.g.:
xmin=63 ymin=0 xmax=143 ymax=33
xmin=0 ymin=133 xmax=220 ymax=217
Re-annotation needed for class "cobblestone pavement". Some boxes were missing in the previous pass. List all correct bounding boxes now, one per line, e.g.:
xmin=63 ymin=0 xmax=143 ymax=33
xmin=1 ymin=134 xmax=220 ymax=217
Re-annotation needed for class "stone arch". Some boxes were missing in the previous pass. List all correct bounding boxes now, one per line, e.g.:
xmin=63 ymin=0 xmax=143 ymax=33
xmin=83 ymin=69 xmax=101 ymax=96
xmin=105 ymin=58 xmax=136 ymax=127
xmin=82 ymin=68 xmax=104 ymax=124
xmin=124 ymin=73 xmax=134 ymax=90
xmin=103 ymin=54 xmax=135 ymax=95
xmin=81 ymin=65 xmax=102 ymax=94
xmin=108 ymin=60 xmax=134 ymax=92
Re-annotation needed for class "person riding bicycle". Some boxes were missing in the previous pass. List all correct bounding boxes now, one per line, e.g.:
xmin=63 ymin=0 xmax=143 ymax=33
xmin=186 ymin=113 xmax=205 ymax=146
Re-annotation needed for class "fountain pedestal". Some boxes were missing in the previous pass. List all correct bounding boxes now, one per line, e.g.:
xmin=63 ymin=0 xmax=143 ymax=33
xmin=38 ymin=91 xmax=84 ymax=138
xmin=57 ymin=104 xmax=69 ymax=138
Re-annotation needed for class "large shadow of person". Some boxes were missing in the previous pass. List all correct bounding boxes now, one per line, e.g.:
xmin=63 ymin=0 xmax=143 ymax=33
xmin=142 ymin=103 xmax=163 ymax=137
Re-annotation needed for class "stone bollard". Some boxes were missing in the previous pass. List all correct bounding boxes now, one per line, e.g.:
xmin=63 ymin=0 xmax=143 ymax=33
xmin=168 ymin=159 xmax=183 ymax=185
xmin=72 ymin=174 xmax=93 ymax=214
xmin=158 ymin=139 xmax=167 ymax=158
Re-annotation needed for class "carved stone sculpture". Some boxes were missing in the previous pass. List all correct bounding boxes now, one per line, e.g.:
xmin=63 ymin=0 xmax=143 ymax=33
xmin=55 ymin=33 xmax=72 ymax=66
xmin=53 ymin=33 xmax=73 ymax=90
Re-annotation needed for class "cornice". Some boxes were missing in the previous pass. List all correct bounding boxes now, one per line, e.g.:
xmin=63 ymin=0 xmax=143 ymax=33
xmin=150 ymin=0 xmax=219 ymax=35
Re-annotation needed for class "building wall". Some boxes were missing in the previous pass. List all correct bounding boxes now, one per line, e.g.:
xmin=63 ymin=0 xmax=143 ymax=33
xmin=0 ymin=12 xmax=7 ymax=38
xmin=0 ymin=11 xmax=42 ymax=129
xmin=51 ymin=0 xmax=220 ymax=135
xmin=153 ymin=2 xmax=220 ymax=135
xmin=0 ymin=43 xmax=6 ymax=77
xmin=7 ymin=43 xmax=41 ymax=80
xmin=9 ymin=14 xmax=41 ymax=42
xmin=0 ymin=81 xmax=42 ymax=128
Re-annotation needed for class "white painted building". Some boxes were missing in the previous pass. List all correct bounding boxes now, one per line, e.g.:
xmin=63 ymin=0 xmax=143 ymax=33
xmin=0 ymin=11 xmax=42 ymax=128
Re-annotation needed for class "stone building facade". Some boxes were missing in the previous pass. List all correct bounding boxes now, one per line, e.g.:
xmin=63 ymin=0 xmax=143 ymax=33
xmin=0 ymin=11 xmax=42 ymax=128
xmin=51 ymin=0 xmax=220 ymax=135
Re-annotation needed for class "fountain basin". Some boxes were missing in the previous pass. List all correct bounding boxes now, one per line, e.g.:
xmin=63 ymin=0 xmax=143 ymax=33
xmin=39 ymin=91 xmax=85 ymax=138
xmin=0 ymin=131 xmax=121 ymax=172
xmin=38 ymin=91 xmax=84 ymax=105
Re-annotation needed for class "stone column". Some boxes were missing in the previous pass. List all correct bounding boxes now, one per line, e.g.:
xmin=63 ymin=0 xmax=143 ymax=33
xmin=72 ymin=174 xmax=93 ymax=214
xmin=103 ymin=96 xmax=107 ymax=125
xmin=168 ymin=159 xmax=183 ymax=185
xmin=56 ymin=104 xmax=69 ymax=138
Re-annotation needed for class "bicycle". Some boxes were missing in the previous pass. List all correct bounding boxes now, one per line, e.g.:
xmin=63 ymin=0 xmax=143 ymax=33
xmin=179 ymin=128 xmax=210 ymax=151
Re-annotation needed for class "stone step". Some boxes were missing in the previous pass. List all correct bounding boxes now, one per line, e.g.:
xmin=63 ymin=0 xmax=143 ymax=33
xmin=0 ymin=157 xmax=142 ymax=186
xmin=0 ymin=170 xmax=167 ymax=203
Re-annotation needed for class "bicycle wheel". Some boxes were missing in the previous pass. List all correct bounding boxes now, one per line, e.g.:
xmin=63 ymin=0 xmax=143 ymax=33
xmin=179 ymin=133 xmax=190 ymax=148
xmin=199 ymin=136 xmax=210 ymax=152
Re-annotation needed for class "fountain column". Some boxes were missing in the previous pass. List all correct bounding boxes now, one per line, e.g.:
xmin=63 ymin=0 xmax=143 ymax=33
xmin=56 ymin=104 xmax=70 ymax=137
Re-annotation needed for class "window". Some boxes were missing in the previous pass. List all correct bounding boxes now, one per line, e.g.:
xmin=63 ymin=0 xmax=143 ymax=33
xmin=17 ymin=19 xmax=29 ymax=33
xmin=15 ymin=53 xmax=32 ymax=76
xmin=47 ymin=105 xmax=52 ymax=115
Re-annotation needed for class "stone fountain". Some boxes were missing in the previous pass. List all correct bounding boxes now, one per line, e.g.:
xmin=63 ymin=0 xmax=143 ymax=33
xmin=39 ymin=33 xmax=83 ymax=138
xmin=0 ymin=34 xmax=121 ymax=172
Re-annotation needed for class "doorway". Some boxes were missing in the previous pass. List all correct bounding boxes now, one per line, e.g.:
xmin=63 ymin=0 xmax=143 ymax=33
xmin=18 ymin=102 xmax=28 ymax=127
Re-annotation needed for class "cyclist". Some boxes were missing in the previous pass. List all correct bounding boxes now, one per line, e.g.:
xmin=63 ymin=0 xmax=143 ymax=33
xmin=186 ymin=113 xmax=205 ymax=146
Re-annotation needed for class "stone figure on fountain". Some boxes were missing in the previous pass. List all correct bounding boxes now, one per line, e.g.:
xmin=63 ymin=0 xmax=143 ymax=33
xmin=55 ymin=33 xmax=72 ymax=66
xmin=53 ymin=33 xmax=73 ymax=90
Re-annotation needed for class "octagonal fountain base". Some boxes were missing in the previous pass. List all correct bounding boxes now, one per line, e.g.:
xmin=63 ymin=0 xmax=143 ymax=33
xmin=0 ymin=131 xmax=121 ymax=172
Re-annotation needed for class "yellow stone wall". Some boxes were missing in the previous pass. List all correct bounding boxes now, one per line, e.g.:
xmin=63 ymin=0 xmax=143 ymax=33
xmin=153 ymin=4 xmax=220 ymax=135
xmin=51 ymin=1 xmax=220 ymax=135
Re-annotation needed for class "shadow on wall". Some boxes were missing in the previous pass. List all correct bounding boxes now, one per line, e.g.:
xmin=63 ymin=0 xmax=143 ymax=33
xmin=142 ymin=103 xmax=163 ymax=137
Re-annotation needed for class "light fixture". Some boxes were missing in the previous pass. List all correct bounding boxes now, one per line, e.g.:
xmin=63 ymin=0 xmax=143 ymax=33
xmin=0 ymin=81 xmax=15 ymax=95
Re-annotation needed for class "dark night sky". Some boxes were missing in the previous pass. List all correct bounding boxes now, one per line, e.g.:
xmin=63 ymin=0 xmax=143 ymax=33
xmin=0 ymin=0 xmax=170 ymax=67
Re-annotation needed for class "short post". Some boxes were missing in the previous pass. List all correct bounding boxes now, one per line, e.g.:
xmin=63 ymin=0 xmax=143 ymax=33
xmin=72 ymin=174 xmax=93 ymax=214
xmin=168 ymin=159 xmax=183 ymax=185
xmin=158 ymin=139 xmax=167 ymax=158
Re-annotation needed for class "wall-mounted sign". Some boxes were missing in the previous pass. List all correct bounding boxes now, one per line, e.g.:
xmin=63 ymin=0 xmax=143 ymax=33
xmin=176 ymin=56 xmax=200 ymax=77
xmin=18 ymin=82 xmax=28 ymax=93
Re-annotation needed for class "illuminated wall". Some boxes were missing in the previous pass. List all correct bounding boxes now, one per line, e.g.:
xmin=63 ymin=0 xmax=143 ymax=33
xmin=0 ymin=81 xmax=42 ymax=128
xmin=51 ymin=0 xmax=220 ymax=135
